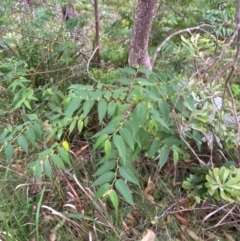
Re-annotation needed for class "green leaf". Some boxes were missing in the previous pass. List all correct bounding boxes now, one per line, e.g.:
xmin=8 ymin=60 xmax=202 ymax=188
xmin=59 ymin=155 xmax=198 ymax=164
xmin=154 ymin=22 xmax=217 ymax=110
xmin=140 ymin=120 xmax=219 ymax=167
xmin=113 ymin=135 xmax=126 ymax=164
xmin=121 ymin=67 xmax=136 ymax=75
xmin=77 ymin=119 xmax=84 ymax=133
xmin=158 ymin=100 xmax=170 ymax=122
xmin=5 ymin=143 xmax=13 ymax=163
xmin=93 ymin=160 xmax=116 ymax=176
xmin=69 ymin=119 xmax=77 ymax=134
xmin=64 ymin=97 xmax=82 ymax=117
xmin=108 ymin=190 xmax=119 ymax=218
xmin=98 ymin=101 xmax=107 ymax=123
xmin=173 ymin=149 xmax=179 ymax=166
xmin=26 ymin=113 xmax=38 ymax=120
xmin=91 ymin=171 xmax=115 ymax=187
xmin=83 ymin=99 xmax=94 ymax=117
xmin=115 ymin=179 xmax=134 ymax=206
xmin=159 ymin=146 xmax=170 ymax=169
xmin=94 ymin=134 xmax=109 ymax=149
xmin=43 ymin=160 xmax=52 ymax=179
xmin=58 ymin=147 xmax=71 ymax=165
xmin=32 ymin=123 xmax=42 ymax=139
xmin=25 ymin=127 xmax=37 ymax=147
xmin=104 ymin=140 xmax=112 ymax=159
xmin=119 ymin=128 xmax=134 ymax=150
xmin=35 ymin=164 xmax=42 ymax=179
xmin=51 ymin=154 xmax=66 ymax=170
xmin=148 ymin=140 xmax=160 ymax=158
xmin=119 ymin=166 xmax=140 ymax=187
xmin=17 ymin=135 xmax=28 ymax=154
xmin=151 ymin=110 xmax=170 ymax=131
xmin=107 ymin=101 xmax=116 ymax=117
xmin=94 ymin=183 xmax=111 ymax=200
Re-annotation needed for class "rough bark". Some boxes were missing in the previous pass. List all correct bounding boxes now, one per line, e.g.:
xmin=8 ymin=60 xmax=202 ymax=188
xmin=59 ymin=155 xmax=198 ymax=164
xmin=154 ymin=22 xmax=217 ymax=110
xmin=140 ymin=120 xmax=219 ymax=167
xmin=128 ymin=0 xmax=158 ymax=70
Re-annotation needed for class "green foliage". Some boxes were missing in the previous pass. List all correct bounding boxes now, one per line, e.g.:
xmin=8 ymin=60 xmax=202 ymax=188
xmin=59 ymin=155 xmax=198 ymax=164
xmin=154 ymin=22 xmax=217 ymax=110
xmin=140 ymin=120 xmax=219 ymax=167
xmin=183 ymin=165 xmax=240 ymax=203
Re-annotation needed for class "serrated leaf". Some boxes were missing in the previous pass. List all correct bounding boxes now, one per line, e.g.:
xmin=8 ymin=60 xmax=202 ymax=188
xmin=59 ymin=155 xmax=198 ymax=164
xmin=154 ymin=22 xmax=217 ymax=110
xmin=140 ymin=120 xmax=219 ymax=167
xmin=43 ymin=160 xmax=52 ymax=179
xmin=119 ymin=166 xmax=140 ymax=187
xmin=159 ymin=146 xmax=170 ymax=169
xmin=98 ymin=101 xmax=107 ymax=123
xmin=17 ymin=135 xmax=28 ymax=154
xmin=104 ymin=140 xmax=112 ymax=159
xmin=77 ymin=119 xmax=84 ymax=133
xmin=91 ymin=171 xmax=115 ymax=187
xmin=158 ymin=100 xmax=170 ymax=122
xmin=51 ymin=154 xmax=66 ymax=170
xmin=115 ymin=179 xmax=134 ymax=206
xmin=5 ymin=143 xmax=13 ymax=163
xmin=119 ymin=128 xmax=134 ymax=150
xmin=113 ymin=135 xmax=126 ymax=164
xmin=93 ymin=160 xmax=116 ymax=176
xmin=94 ymin=183 xmax=111 ymax=200
xmin=94 ymin=134 xmax=109 ymax=149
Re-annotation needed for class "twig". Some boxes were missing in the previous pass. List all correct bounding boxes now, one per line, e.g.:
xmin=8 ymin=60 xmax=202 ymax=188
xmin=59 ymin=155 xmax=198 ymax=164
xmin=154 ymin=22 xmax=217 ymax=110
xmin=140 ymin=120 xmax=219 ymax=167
xmin=151 ymin=24 xmax=211 ymax=66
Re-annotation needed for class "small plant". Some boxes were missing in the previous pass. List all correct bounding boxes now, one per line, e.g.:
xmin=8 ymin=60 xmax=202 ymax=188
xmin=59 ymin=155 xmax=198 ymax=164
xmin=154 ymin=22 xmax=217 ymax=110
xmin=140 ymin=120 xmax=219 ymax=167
xmin=183 ymin=165 xmax=240 ymax=203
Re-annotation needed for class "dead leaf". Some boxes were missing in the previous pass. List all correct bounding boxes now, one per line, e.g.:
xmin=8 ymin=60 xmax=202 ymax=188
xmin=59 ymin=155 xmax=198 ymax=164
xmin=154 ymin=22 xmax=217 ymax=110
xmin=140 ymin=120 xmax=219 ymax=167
xmin=49 ymin=232 xmax=56 ymax=241
xmin=185 ymin=228 xmax=203 ymax=241
xmin=75 ymin=144 xmax=89 ymax=155
xmin=143 ymin=177 xmax=155 ymax=202
xmin=175 ymin=213 xmax=188 ymax=225
xmin=12 ymin=164 xmax=24 ymax=173
xmin=141 ymin=229 xmax=156 ymax=241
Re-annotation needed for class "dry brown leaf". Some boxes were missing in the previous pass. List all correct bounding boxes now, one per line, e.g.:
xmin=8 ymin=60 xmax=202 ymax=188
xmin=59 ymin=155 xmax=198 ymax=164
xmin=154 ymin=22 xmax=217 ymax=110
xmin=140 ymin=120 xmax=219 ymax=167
xmin=75 ymin=144 xmax=89 ymax=155
xmin=186 ymin=229 xmax=203 ymax=241
xmin=175 ymin=213 xmax=188 ymax=225
xmin=143 ymin=177 xmax=155 ymax=202
xmin=12 ymin=164 xmax=24 ymax=173
xmin=49 ymin=232 xmax=56 ymax=241
xmin=141 ymin=229 xmax=156 ymax=241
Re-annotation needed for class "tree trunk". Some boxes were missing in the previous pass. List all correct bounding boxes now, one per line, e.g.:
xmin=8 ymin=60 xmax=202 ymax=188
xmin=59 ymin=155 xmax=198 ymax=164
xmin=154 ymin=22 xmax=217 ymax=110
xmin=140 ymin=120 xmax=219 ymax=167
xmin=128 ymin=0 xmax=158 ymax=70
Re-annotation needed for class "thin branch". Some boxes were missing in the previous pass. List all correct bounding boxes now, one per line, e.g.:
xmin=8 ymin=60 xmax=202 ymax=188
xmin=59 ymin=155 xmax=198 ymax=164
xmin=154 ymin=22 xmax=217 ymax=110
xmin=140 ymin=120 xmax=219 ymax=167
xmin=151 ymin=24 xmax=211 ymax=67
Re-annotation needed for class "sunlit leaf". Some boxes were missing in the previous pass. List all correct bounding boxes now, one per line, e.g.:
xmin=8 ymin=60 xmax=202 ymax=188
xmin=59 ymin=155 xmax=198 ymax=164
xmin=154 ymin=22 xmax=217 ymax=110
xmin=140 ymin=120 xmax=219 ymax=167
xmin=94 ymin=134 xmax=109 ymax=149
xmin=77 ymin=119 xmax=84 ymax=133
xmin=104 ymin=140 xmax=112 ymax=159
